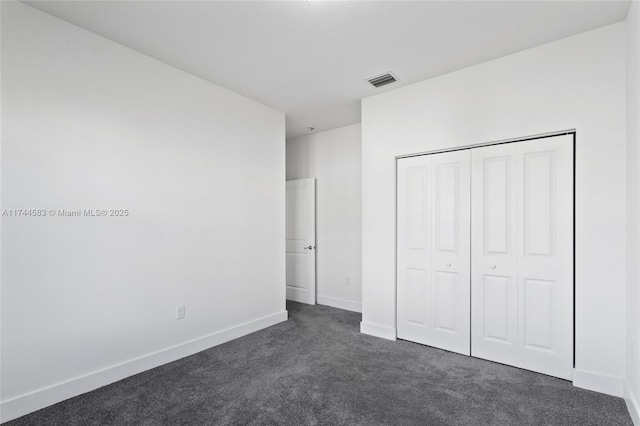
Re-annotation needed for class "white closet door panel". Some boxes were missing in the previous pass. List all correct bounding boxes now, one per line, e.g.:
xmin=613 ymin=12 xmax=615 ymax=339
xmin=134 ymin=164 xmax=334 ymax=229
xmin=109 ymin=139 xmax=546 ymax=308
xmin=397 ymin=156 xmax=432 ymax=343
xmin=471 ymin=146 xmax=518 ymax=365
xmin=397 ymin=151 xmax=470 ymax=355
xmin=517 ymin=135 xmax=573 ymax=380
xmin=471 ymin=134 xmax=573 ymax=380
xmin=430 ymin=150 xmax=470 ymax=355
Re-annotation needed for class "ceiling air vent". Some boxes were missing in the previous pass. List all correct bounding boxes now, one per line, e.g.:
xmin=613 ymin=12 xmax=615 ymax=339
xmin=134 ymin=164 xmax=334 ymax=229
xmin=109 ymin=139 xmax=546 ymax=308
xmin=367 ymin=72 xmax=398 ymax=88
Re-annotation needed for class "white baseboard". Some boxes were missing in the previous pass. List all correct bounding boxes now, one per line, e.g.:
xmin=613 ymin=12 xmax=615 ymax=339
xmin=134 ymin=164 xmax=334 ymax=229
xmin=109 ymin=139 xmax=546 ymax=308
xmin=0 ymin=310 xmax=288 ymax=424
xmin=360 ymin=321 xmax=396 ymax=341
xmin=625 ymin=380 xmax=640 ymax=426
xmin=573 ymin=368 xmax=624 ymax=397
xmin=317 ymin=295 xmax=362 ymax=313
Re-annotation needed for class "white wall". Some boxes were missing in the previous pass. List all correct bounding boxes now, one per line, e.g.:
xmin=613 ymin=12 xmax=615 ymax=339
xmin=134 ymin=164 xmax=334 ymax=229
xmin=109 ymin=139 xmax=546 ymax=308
xmin=286 ymin=124 xmax=362 ymax=312
xmin=361 ymin=23 xmax=627 ymax=396
xmin=626 ymin=1 xmax=640 ymax=423
xmin=0 ymin=2 xmax=286 ymax=422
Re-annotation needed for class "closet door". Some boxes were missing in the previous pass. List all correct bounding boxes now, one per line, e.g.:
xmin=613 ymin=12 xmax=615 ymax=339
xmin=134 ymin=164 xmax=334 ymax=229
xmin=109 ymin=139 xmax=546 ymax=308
xmin=470 ymin=145 xmax=519 ymax=366
xmin=397 ymin=150 xmax=471 ymax=355
xmin=471 ymin=135 xmax=573 ymax=380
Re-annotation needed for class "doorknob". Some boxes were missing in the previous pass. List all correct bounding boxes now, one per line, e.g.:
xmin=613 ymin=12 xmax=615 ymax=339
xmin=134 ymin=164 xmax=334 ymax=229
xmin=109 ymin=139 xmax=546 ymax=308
xmin=304 ymin=245 xmax=315 ymax=250
xmin=490 ymin=264 xmax=496 ymax=269
xmin=446 ymin=262 xmax=452 ymax=267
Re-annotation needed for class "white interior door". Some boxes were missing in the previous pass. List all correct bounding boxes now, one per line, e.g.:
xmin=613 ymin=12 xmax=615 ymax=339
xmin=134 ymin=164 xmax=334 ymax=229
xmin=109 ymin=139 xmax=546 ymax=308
xmin=397 ymin=150 xmax=471 ymax=355
xmin=286 ymin=179 xmax=316 ymax=304
xmin=470 ymin=143 xmax=519 ymax=366
xmin=471 ymin=135 xmax=574 ymax=379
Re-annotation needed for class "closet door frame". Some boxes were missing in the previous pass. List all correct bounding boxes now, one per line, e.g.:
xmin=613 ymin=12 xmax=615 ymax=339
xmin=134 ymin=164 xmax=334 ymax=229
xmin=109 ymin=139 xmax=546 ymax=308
xmin=395 ymin=129 xmax=575 ymax=376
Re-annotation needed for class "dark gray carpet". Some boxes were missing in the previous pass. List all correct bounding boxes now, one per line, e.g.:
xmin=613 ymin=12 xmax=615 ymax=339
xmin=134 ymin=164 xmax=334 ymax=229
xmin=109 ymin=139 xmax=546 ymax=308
xmin=5 ymin=302 xmax=633 ymax=425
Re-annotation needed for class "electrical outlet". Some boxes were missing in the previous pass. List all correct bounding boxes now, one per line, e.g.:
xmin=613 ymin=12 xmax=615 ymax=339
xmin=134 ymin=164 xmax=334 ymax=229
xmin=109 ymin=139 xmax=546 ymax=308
xmin=176 ymin=305 xmax=186 ymax=320
xmin=345 ymin=276 xmax=350 ymax=286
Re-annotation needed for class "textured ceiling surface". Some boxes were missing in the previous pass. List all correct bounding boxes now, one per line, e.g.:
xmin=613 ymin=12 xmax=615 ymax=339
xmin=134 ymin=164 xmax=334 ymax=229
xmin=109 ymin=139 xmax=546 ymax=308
xmin=24 ymin=1 xmax=631 ymax=139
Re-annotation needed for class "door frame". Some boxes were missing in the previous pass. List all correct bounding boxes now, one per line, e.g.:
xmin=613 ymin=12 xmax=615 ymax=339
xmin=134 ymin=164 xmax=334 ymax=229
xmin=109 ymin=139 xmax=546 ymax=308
xmin=394 ymin=129 xmax=576 ymax=368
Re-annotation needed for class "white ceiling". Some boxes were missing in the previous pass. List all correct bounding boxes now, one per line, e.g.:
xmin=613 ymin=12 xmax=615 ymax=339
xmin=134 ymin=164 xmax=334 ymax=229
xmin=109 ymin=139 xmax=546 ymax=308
xmin=24 ymin=0 xmax=631 ymax=139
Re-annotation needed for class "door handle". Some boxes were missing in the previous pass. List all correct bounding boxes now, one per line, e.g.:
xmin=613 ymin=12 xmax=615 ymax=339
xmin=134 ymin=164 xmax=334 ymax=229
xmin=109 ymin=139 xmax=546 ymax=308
xmin=490 ymin=264 xmax=496 ymax=269
xmin=304 ymin=245 xmax=315 ymax=250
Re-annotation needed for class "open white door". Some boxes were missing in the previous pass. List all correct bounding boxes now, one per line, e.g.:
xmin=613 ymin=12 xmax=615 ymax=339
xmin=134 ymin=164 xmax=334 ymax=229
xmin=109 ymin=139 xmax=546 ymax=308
xmin=286 ymin=179 xmax=316 ymax=304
